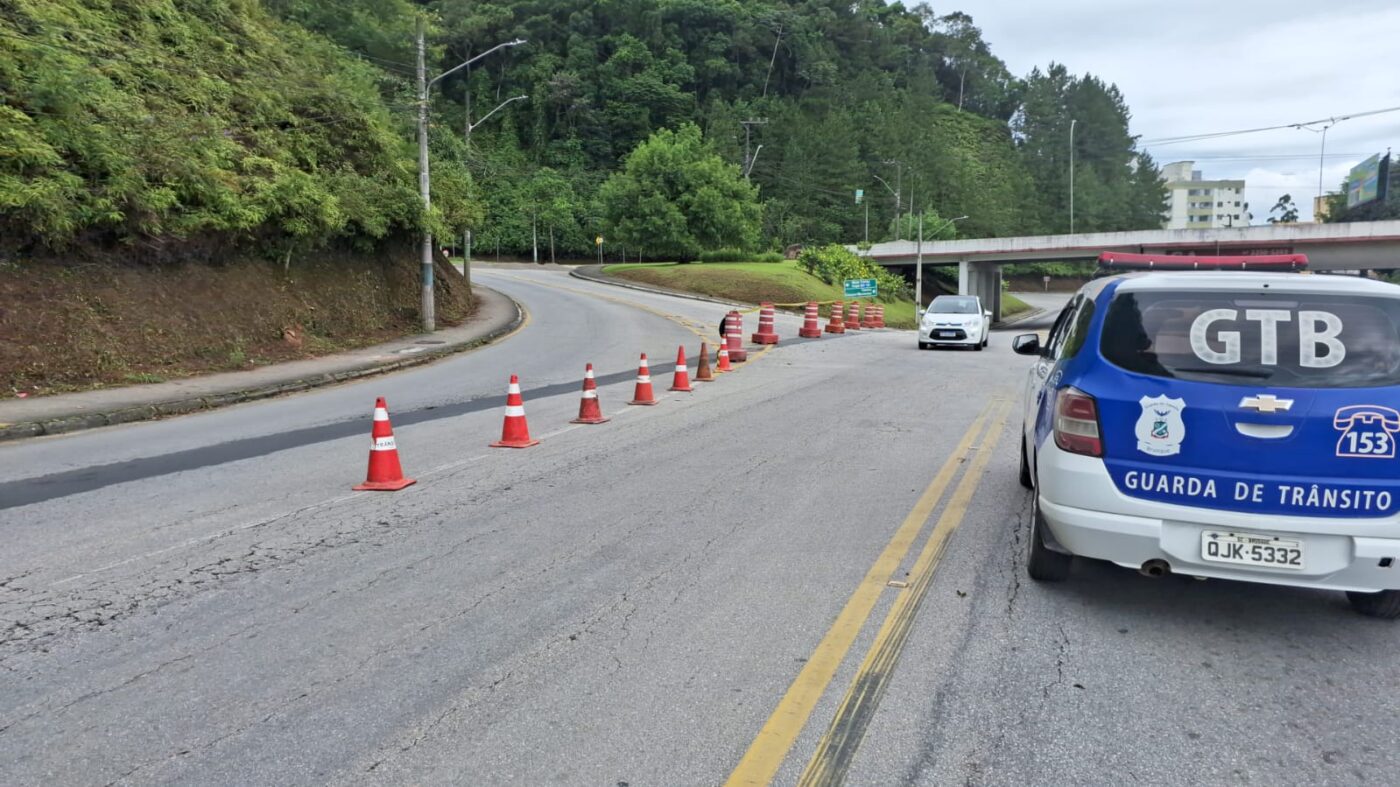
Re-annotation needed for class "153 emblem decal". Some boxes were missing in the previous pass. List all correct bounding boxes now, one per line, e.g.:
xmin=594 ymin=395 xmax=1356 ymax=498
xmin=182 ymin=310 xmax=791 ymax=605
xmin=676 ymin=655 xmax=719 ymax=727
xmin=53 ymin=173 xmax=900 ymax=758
xmin=1334 ymin=405 xmax=1400 ymax=459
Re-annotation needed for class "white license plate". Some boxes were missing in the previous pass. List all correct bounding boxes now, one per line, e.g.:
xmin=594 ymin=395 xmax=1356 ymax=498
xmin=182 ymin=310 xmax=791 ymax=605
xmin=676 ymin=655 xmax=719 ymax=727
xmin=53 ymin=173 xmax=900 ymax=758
xmin=1201 ymin=531 xmax=1304 ymax=570
xmin=936 ymin=331 xmax=958 ymax=338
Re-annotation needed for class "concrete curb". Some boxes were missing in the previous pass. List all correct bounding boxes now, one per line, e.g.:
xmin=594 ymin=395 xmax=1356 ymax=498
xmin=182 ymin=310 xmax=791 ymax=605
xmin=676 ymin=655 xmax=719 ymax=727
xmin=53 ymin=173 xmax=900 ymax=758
xmin=0 ymin=288 xmax=525 ymax=443
xmin=569 ymin=265 xmax=751 ymax=308
xmin=993 ymin=306 xmax=1048 ymax=328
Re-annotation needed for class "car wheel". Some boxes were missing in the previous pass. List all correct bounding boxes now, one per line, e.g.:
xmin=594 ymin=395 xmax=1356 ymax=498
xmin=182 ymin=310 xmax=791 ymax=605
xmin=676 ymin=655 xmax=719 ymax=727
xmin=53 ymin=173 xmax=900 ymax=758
xmin=1019 ymin=435 xmax=1033 ymax=489
xmin=918 ymin=341 xmax=930 ymax=350
xmin=982 ymin=333 xmax=989 ymax=347
xmin=973 ymin=341 xmax=984 ymax=351
xmin=1346 ymin=590 xmax=1400 ymax=619
xmin=1027 ymin=497 xmax=1072 ymax=582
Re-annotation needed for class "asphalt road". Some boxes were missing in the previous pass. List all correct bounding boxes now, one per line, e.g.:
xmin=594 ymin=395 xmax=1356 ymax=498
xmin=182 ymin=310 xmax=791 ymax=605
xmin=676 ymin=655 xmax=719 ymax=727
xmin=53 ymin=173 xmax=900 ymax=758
xmin=2 ymin=270 xmax=1397 ymax=785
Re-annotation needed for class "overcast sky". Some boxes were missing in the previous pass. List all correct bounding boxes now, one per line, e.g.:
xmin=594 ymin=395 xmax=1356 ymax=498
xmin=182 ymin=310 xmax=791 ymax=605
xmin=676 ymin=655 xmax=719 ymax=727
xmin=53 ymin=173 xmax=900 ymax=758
xmin=954 ymin=0 xmax=1400 ymax=221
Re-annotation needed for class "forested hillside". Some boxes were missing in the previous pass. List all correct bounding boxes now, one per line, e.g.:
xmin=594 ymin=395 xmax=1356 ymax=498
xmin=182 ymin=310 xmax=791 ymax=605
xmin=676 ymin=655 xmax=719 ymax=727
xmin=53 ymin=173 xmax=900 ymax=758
xmin=2 ymin=0 xmax=1168 ymax=262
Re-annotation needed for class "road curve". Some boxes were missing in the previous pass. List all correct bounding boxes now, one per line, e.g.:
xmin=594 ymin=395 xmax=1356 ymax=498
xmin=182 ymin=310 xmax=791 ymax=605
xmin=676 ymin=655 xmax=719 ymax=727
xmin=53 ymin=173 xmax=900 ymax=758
xmin=1 ymin=270 xmax=1396 ymax=785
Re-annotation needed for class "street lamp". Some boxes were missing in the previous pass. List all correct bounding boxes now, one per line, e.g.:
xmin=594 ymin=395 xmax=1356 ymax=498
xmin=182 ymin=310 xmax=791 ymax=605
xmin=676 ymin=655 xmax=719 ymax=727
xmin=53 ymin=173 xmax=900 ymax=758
xmin=1068 ymin=119 xmax=1077 ymax=234
xmin=916 ymin=215 xmax=968 ymax=314
xmin=416 ymin=25 xmax=526 ymax=332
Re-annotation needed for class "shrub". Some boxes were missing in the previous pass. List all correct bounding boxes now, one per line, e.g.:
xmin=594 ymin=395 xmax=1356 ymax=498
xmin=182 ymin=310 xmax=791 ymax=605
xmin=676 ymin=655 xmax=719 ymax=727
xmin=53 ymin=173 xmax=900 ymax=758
xmin=797 ymin=244 xmax=909 ymax=301
xmin=698 ymin=248 xmax=751 ymax=263
xmin=754 ymin=251 xmax=784 ymax=263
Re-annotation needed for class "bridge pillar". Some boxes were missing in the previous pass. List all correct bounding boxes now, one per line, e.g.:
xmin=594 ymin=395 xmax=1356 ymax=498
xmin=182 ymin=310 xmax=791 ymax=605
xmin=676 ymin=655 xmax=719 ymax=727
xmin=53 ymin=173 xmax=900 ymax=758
xmin=957 ymin=260 xmax=1003 ymax=321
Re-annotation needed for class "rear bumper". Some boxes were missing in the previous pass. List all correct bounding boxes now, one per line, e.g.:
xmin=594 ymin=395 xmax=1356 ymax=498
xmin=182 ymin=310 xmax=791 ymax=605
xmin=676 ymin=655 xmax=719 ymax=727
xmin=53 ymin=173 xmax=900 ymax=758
xmin=1036 ymin=442 xmax=1400 ymax=593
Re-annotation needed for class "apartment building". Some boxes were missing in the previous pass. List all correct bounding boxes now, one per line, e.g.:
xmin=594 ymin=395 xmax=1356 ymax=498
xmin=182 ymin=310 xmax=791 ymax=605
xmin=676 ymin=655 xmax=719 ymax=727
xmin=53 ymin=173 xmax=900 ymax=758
xmin=1161 ymin=161 xmax=1247 ymax=229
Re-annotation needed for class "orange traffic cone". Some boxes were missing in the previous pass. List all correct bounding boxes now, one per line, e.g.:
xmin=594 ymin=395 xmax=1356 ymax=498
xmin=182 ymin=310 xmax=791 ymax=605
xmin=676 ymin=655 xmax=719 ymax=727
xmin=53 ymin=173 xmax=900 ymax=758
xmin=669 ymin=345 xmax=693 ymax=392
xmin=629 ymin=354 xmax=658 ymax=405
xmin=490 ymin=374 xmax=540 ymax=448
xmin=571 ymin=363 xmax=609 ymax=424
xmin=872 ymin=304 xmax=886 ymax=328
xmin=353 ymin=397 xmax=416 ymax=491
xmin=862 ymin=302 xmax=878 ymax=329
xmin=751 ymin=302 xmax=780 ymax=344
xmin=695 ymin=342 xmax=715 ymax=382
xmin=798 ymin=301 xmax=822 ymax=338
xmin=825 ymin=301 xmax=846 ymax=334
xmin=845 ymin=302 xmax=862 ymax=330
xmin=716 ymin=341 xmax=732 ymax=372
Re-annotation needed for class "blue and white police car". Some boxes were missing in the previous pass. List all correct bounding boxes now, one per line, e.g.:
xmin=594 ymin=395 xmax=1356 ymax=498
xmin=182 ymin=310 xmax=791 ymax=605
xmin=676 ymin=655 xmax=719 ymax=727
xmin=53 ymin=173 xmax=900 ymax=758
xmin=1013 ymin=253 xmax=1400 ymax=617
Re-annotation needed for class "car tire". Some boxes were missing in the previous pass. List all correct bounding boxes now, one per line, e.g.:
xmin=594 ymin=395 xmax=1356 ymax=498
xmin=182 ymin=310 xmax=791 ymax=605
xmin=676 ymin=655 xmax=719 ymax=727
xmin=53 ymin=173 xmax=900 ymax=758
xmin=1027 ymin=497 xmax=1072 ymax=582
xmin=1019 ymin=435 xmax=1033 ymax=490
xmin=1345 ymin=590 xmax=1400 ymax=619
xmin=982 ymin=333 xmax=989 ymax=348
xmin=973 ymin=341 xmax=984 ymax=351
xmin=918 ymin=341 xmax=930 ymax=350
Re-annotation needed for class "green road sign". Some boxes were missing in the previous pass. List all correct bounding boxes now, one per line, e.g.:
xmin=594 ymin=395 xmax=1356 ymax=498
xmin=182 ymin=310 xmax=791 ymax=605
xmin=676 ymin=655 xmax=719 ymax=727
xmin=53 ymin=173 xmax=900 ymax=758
xmin=843 ymin=278 xmax=877 ymax=298
xmin=854 ymin=189 xmax=864 ymax=205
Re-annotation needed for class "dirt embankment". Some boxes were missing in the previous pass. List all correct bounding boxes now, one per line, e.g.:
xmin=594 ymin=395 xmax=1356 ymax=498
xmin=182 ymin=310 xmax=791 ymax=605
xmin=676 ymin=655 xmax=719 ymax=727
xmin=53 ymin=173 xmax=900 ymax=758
xmin=1 ymin=250 xmax=471 ymax=395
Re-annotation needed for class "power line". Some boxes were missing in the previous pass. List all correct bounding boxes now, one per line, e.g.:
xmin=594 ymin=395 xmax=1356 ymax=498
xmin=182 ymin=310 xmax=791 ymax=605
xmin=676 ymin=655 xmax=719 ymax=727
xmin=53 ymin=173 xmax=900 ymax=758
xmin=1140 ymin=104 xmax=1400 ymax=147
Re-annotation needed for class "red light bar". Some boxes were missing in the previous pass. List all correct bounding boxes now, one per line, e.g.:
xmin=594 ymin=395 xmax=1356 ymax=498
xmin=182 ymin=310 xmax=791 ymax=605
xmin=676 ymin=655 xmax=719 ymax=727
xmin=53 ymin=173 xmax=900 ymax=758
xmin=1097 ymin=252 xmax=1308 ymax=271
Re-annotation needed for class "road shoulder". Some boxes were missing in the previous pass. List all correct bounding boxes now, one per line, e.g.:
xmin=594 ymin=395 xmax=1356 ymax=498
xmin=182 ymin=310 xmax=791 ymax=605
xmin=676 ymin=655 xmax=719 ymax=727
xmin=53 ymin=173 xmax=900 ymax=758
xmin=0 ymin=286 xmax=524 ymax=442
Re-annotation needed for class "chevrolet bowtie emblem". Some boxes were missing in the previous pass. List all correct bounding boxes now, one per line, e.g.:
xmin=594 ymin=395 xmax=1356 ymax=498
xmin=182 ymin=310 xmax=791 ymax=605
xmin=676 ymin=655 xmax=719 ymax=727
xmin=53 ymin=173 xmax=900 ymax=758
xmin=1240 ymin=394 xmax=1294 ymax=413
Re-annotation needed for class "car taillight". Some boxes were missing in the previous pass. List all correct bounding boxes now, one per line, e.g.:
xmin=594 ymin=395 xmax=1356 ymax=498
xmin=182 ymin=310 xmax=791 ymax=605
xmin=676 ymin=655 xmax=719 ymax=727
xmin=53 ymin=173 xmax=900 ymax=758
xmin=1054 ymin=387 xmax=1103 ymax=457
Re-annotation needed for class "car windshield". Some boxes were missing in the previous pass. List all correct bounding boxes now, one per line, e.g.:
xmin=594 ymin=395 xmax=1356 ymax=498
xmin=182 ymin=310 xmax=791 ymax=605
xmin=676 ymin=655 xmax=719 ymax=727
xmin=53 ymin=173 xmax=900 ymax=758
xmin=1099 ymin=289 xmax=1400 ymax=388
xmin=929 ymin=297 xmax=978 ymax=315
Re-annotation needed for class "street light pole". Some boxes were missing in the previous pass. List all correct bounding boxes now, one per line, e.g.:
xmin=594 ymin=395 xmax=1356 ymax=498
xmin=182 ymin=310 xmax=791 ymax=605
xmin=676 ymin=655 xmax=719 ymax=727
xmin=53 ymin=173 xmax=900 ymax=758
xmin=915 ymin=214 xmax=968 ymax=312
xmin=415 ymin=25 xmax=526 ymax=332
xmin=1069 ymin=118 xmax=1076 ymax=235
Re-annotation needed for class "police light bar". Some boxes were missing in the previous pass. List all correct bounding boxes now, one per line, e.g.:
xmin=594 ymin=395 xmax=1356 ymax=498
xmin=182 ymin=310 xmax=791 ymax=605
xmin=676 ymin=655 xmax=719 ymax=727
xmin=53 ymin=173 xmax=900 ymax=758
xmin=1097 ymin=252 xmax=1308 ymax=271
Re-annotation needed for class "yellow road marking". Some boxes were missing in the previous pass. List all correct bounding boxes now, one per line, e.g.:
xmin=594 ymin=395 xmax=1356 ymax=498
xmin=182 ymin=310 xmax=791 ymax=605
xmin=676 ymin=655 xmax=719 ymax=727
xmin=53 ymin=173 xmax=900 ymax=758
xmin=798 ymin=399 xmax=1012 ymax=786
xmin=724 ymin=401 xmax=996 ymax=787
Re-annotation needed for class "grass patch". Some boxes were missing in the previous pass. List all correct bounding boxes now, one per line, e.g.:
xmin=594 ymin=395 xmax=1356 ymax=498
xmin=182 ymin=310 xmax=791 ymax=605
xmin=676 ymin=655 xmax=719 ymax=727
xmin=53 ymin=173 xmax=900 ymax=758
xmin=603 ymin=261 xmax=920 ymax=328
xmin=1001 ymin=292 xmax=1031 ymax=317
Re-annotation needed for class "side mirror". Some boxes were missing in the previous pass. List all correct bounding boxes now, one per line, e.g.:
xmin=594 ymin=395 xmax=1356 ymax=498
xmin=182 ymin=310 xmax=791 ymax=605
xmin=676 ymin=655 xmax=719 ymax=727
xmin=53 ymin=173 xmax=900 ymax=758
xmin=984 ymin=310 xmax=993 ymax=320
xmin=1011 ymin=334 xmax=1041 ymax=356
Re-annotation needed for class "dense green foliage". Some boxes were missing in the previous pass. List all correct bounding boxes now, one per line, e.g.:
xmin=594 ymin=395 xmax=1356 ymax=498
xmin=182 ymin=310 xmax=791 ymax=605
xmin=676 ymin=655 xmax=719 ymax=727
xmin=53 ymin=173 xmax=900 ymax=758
xmin=797 ymin=243 xmax=907 ymax=300
xmin=0 ymin=0 xmax=478 ymax=256
xmin=698 ymin=249 xmax=784 ymax=263
xmin=3 ymin=0 xmax=1169 ymax=261
xmin=597 ymin=124 xmax=760 ymax=260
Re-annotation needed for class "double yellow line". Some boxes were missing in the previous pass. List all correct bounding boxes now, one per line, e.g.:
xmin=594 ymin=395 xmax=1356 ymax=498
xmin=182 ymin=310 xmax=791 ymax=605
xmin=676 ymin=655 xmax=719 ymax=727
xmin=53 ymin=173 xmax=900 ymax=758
xmin=726 ymin=397 xmax=1012 ymax=786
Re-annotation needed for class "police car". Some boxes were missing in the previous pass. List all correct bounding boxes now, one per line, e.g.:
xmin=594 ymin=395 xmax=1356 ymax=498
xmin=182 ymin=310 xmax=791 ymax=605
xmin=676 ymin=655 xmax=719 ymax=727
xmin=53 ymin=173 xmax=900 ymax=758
xmin=1013 ymin=253 xmax=1400 ymax=617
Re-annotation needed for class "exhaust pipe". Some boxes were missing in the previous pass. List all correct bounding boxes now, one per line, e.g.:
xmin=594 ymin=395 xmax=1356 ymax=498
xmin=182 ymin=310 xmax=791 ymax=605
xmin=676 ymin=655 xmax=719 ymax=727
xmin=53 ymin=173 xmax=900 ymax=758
xmin=1139 ymin=559 xmax=1171 ymax=578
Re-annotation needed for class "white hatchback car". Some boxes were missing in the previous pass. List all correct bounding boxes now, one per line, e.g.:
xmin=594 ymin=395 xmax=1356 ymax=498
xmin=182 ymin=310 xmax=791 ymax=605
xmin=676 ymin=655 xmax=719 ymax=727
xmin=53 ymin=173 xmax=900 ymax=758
xmin=918 ymin=295 xmax=991 ymax=350
xmin=1013 ymin=256 xmax=1400 ymax=618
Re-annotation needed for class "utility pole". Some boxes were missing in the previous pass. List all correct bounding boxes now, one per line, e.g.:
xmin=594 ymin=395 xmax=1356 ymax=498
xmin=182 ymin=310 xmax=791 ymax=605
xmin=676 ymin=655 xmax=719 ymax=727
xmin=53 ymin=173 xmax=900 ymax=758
xmin=916 ymin=213 xmax=923 ymax=311
xmin=864 ymin=200 xmax=869 ymax=244
xmin=740 ymin=118 xmax=768 ymax=180
xmin=414 ymin=27 xmax=526 ymax=332
xmin=531 ymin=203 xmax=538 ymax=264
xmin=416 ymin=17 xmax=434 ymax=333
xmin=1068 ymin=119 xmax=1076 ymax=235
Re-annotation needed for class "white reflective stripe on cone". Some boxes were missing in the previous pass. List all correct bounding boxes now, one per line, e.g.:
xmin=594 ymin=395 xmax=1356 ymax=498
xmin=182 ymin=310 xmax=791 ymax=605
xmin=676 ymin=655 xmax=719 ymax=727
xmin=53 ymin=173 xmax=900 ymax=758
xmin=373 ymin=408 xmax=389 ymax=421
xmin=372 ymin=436 xmax=396 ymax=451
xmin=504 ymin=406 xmax=526 ymax=417
xmin=582 ymin=390 xmax=598 ymax=399
xmin=637 ymin=375 xmax=651 ymax=383
xmin=675 ymin=365 xmax=686 ymax=372
xmin=585 ymin=370 xmax=595 ymax=379
xmin=508 ymin=383 xmax=521 ymax=394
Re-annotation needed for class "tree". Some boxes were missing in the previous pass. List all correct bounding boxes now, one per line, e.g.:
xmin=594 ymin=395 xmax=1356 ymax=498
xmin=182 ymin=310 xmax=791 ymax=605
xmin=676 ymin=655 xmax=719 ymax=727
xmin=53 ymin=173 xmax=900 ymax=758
xmin=598 ymin=124 xmax=760 ymax=261
xmin=1268 ymin=194 xmax=1299 ymax=224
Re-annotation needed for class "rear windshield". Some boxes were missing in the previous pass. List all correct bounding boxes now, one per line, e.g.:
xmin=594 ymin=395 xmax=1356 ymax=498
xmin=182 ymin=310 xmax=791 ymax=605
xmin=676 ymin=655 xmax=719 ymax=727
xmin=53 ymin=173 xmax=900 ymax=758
xmin=930 ymin=296 xmax=978 ymax=314
xmin=1100 ymin=289 xmax=1400 ymax=388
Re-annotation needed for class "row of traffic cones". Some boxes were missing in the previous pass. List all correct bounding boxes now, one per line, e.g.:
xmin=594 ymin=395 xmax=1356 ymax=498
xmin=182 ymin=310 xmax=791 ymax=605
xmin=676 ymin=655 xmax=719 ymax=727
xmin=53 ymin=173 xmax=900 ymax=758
xmin=353 ymin=303 xmax=886 ymax=491
xmin=353 ymin=342 xmax=731 ymax=491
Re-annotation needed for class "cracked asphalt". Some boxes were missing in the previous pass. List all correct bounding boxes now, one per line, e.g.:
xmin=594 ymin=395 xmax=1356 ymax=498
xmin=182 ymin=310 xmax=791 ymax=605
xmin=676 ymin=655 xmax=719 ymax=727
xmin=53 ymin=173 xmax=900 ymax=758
xmin=3 ymin=269 xmax=1398 ymax=785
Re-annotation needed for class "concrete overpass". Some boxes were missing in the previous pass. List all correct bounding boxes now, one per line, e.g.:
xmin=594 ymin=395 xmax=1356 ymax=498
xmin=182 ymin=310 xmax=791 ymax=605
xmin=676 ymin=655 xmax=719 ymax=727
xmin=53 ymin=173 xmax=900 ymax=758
xmin=854 ymin=220 xmax=1400 ymax=320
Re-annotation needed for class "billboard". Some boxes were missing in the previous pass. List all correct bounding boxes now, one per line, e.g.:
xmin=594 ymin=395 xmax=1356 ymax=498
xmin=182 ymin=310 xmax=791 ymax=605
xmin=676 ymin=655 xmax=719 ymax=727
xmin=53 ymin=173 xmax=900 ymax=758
xmin=1345 ymin=153 xmax=1389 ymax=209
